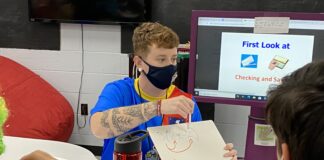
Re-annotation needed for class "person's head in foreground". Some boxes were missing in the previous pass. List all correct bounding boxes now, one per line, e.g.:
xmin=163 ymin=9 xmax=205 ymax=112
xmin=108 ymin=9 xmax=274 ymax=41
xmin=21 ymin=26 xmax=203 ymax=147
xmin=266 ymin=60 xmax=324 ymax=160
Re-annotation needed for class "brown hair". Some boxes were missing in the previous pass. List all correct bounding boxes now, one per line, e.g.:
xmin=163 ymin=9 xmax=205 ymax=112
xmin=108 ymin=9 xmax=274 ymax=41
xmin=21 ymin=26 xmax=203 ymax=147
xmin=132 ymin=22 xmax=179 ymax=57
xmin=266 ymin=60 xmax=324 ymax=160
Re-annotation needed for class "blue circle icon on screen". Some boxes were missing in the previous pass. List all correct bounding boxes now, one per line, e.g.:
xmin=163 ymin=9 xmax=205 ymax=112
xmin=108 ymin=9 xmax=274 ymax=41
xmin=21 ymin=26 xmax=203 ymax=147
xmin=241 ymin=54 xmax=258 ymax=68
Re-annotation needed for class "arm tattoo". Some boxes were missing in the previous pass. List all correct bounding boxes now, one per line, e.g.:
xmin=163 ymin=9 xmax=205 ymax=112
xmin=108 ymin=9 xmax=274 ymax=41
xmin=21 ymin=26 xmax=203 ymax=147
xmin=143 ymin=101 xmax=158 ymax=119
xmin=124 ymin=107 xmax=145 ymax=121
xmin=112 ymin=109 xmax=134 ymax=133
xmin=99 ymin=102 xmax=158 ymax=138
xmin=100 ymin=110 xmax=115 ymax=137
xmin=113 ymin=109 xmax=121 ymax=114
xmin=100 ymin=111 xmax=110 ymax=128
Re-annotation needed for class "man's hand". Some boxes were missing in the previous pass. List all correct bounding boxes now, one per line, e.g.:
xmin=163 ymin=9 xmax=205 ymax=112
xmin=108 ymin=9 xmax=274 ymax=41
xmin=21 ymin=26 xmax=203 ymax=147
xmin=161 ymin=95 xmax=194 ymax=118
xmin=223 ymin=143 xmax=238 ymax=160
xmin=20 ymin=150 xmax=55 ymax=160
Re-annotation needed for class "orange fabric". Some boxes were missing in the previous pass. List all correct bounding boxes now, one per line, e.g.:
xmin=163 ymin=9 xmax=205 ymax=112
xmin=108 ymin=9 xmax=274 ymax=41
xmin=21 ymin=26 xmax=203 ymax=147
xmin=169 ymin=87 xmax=192 ymax=99
xmin=162 ymin=87 xmax=193 ymax=125
xmin=0 ymin=56 xmax=74 ymax=142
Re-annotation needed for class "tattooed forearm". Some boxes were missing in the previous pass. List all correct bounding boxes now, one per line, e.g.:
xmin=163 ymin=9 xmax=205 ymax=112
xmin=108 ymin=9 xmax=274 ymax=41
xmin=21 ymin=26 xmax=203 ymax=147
xmin=112 ymin=109 xmax=134 ymax=133
xmin=96 ymin=101 xmax=159 ymax=138
xmin=100 ymin=111 xmax=109 ymax=128
xmin=124 ymin=107 xmax=145 ymax=121
xmin=100 ymin=110 xmax=115 ymax=137
xmin=123 ymin=101 xmax=158 ymax=122
xmin=143 ymin=101 xmax=158 ymax=120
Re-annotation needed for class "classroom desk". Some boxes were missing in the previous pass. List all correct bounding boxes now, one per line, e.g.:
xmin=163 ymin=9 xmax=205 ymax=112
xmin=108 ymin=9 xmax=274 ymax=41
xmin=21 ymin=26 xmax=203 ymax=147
xmin=0 ymin=136 xmax=97 ymax=160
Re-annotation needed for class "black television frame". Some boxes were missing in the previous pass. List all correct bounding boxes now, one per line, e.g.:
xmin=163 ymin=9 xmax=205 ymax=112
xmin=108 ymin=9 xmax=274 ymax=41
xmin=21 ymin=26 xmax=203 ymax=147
xmin=27 ymin=0 xmax=151 ymax=24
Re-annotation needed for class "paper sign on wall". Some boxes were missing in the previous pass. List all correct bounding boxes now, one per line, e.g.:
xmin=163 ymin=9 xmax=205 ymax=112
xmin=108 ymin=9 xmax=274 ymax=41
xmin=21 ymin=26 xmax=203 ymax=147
xmin=254 ymin=124 xmax=276 ymax=146
xmin=254 ymin=17 xmax=290 ymax=34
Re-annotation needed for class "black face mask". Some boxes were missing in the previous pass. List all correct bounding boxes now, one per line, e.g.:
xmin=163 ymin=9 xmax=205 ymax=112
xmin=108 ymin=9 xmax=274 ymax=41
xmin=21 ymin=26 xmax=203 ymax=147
xmin=141 ymin=58 xmax=177 ymax=90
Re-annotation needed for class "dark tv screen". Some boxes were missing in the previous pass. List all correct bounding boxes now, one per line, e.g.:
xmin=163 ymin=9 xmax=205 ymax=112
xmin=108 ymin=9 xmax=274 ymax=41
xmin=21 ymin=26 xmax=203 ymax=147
xmin=28 ymin=0 xmax=148 ymax=24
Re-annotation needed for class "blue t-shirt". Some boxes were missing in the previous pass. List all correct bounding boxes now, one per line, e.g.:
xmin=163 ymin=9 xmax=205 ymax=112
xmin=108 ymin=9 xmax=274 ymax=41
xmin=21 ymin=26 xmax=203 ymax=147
xmin=91 ymin=77 xmax=202 ymax=160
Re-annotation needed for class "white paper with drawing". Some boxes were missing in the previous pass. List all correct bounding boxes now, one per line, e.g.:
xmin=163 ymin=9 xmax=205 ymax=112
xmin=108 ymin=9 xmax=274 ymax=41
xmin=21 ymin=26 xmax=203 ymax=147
xmin=147 ymin=120 xmax=230 ymax=160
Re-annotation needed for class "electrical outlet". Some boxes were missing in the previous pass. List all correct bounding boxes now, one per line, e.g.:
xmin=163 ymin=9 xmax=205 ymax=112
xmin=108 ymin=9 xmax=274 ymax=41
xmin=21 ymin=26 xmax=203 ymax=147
xmin=81 ymin=103 xmax=88 ymax=116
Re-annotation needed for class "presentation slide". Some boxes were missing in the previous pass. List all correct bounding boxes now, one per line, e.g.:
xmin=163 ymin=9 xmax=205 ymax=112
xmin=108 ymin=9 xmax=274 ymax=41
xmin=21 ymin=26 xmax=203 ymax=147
xmin=219 ymin=32 xmax=314 ymax=96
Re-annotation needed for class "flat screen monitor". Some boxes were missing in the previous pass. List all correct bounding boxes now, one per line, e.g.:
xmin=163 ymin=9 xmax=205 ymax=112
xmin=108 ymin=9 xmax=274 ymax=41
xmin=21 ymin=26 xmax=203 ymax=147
xmin=188 ymin=10 xmax=324 ymax=105
xmin=28 ymin=0 xmax=149 ymax=24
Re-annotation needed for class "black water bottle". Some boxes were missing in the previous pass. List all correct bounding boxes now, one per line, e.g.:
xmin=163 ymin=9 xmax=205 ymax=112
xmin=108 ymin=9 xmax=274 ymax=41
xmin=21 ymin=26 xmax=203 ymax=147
xmin=113 ymin=130 xmax=148 ymax=160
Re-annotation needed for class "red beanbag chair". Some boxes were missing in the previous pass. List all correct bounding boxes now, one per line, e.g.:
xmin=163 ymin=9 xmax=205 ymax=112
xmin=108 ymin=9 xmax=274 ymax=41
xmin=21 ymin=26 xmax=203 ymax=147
xmin=0 ymin=56 xmax=74 ymax=142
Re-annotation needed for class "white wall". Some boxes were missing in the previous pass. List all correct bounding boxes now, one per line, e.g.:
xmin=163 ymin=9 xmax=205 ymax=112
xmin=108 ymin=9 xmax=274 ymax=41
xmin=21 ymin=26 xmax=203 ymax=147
xmin=0 ymin=23 xmax=129 ymax=146
xmin=214 ymin=104 xmax=250 ymax=157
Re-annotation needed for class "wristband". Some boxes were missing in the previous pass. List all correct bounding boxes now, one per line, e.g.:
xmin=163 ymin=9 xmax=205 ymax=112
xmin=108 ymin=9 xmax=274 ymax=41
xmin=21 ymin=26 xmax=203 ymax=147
xmin=157 ymin=100 xmax=162 ymax=116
